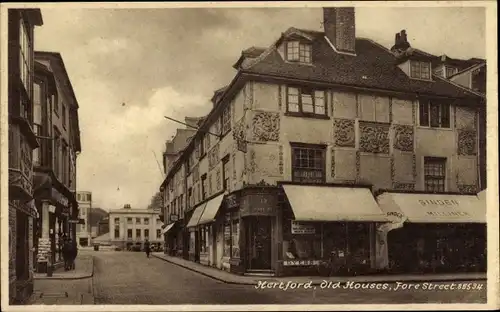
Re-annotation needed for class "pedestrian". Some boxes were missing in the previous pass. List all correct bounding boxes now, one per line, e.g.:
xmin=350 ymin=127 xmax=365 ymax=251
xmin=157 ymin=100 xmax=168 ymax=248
xmin=144 ymin=239 xmax=151 ymax=258
xmin=70 ymin=239 xmax=78 ymax=270
xmin=62 ymin=238 xmax=71 ymax=271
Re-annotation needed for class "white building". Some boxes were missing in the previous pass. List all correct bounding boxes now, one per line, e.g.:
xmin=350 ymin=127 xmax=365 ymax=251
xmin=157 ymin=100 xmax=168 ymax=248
xmin=109 ymin=204 xmax=164 ymax=250
xmin=76 ymin=191 xmax=92 ymax=246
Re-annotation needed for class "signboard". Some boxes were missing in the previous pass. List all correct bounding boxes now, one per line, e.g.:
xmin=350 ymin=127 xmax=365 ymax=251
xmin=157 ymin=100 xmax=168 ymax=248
xmin=170 ymin=214 xmax=179 ymax=222
xmin=291 ymin=221 xmax=316 ymax=234
xmin=240 ymin=194 xmax=277 ymax=217
xmin=51 ymin=188 xmax=69 ymax=207
xmin=225 ymin=194 xmax=239 ymax=209
xmin=283 ymin=260 xmax=320 ymax=266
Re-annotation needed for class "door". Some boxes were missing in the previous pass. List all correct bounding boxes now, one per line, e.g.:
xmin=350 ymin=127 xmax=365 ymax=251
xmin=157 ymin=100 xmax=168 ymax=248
xmin=246 ymin=217 xmax=272 ymax=270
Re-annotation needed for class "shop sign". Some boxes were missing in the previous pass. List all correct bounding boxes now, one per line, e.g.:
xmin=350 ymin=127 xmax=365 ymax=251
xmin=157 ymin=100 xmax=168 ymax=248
xmin=170 ymin=214 xmax=179 ymax=222
xmin=51 ymin=188 xmax=69 ymax=207
xmin=418 ymin=199 xmax=459 ymax=206
xmin=283 ymin=260 xmax=320 ymax=266
xmin=240 ymin=194 xmax=277 ymax=217
xmin=426 ymin=211 xmax=470 ymax=217
xmin=386 ymin=211 xmax=404 ymax=219
xmin=291 ymin=221 xmax=316 ymax=234
xmin=225 ymin=194 xmax=239 ymax=209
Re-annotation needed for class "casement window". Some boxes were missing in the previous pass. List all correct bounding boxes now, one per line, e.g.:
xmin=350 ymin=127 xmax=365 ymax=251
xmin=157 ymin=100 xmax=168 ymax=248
xmin=222 ymin=156 xmax=230 ymax=191
xmin=419 ymin=100 xmax=450 ymax=128
xmin=424 ymin=157 xmax=446 ymax=192
xmin=201 ymin=174 xmax=207 ymax=200
xmin=287 ymin=87 xmax=326 ymax=116
xmin=445 ymin=66 xmax=458 ymax=78
xmin=19 ymin=18 xmax=32 ymax=99
xmin=291 ymin=144 xmax=326 ymax=183
xmin=286 ymin=41 xmax=312 ymax=63
xmin=222 ymin=105 xmax=231 ymax=135
xmin=410 ymin=61 xmax=431 ymax=80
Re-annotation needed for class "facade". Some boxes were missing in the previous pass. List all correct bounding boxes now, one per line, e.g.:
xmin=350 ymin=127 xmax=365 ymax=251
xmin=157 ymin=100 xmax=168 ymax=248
xmin=160 ymin=7 xmax=486 ymax=277
xmin=32 ymin=51 xmax=81 ymax=277
xmin=98 ymin=216 xmax=110 ymax=237
xmin=8 ymin=9 xmax=43 ymax=304
xmin=109 ymin=204 xmax=164 ymax=250
xmin=76 ymin=191 xmax=92 ymax=246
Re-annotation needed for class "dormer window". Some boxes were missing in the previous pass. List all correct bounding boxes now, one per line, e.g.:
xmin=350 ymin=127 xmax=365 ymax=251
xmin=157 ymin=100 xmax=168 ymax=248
xmin=286 ymin=41 xmax=312 ymax=63
xmin=410 ymin=61 xmax=431 ymax=80
xmin=445 ymin=66 xmax=457 ymax=78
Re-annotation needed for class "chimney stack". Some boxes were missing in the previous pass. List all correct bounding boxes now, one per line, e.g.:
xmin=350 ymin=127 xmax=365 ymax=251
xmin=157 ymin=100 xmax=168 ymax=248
xmin=323 ymin=7 xmax=356 ymax=54
xmin=390 ymin=29 xmax=411 ymax=52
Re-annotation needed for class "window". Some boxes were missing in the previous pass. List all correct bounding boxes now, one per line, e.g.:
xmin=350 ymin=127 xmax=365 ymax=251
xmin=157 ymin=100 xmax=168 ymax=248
xmin=180 ymin=194 xmax=184 ymax=216
xmin=199 ymin=138 xmax=205 ymax=157
xmin=445 ymin=66 xmax=457 ymax=78
xmin=419 ymin=100 xmax=450 ymax=128
xmin=201 ymin=174 xmax=208 ymax=200
xmin=205 ymin=133 xmax=211 ymax=152
xmin=286 ymin=41 xmax=312 ymax=63
xmin=187 ymin=188 xmax=193 ymax=209
xmin=291 ymin=144 xmax=326 ymax=183
xmin=127 ymin=229 xmax=132 ymax=239
xmin=223 ymin=213 xmax=231 ymax=257
xmin=114 ymin=218 xmax=120 ymax=224
xmin=222 ymin=105 xmax=231 ymax=135
xmin=127 ymin=218 xmax=132 ymax=224
xmin=231 ymin=218 xmax=240 ymax=258
xmin=410 ymin=61 xmax=431 ymax=80
xmin=62 ymin=104 xmax=67 ymax=128
xmin=53 ymin=94 xmax=59 ymax=114
xmin=53 ymin=132 xmax=61 ymax=179
xmin=144 ymin=229 xmax=149 ymax=239
xmin=157 ymin=229 xmax=161 ymax=238
xmin=144 ymin=218 xmax=149 ymax=225
xmin=136 ymin=229 xmax=141 ymax=239
xmin=424 ymin=157 xmax=446 ymax=192
xmin=200 ymin=225 xmax=208 ymax=253
xmin=222 ymin=156 xmax=230 ymax=191
xmin=287 ymin=87 xmax=326 ymax=116
xmin=136 ymin=218 xmax=141 ymax=224
xmin=114 ymin=227 xmax=120 ymax=239
xmin=19 ymin=19 xmax=31 ymax=98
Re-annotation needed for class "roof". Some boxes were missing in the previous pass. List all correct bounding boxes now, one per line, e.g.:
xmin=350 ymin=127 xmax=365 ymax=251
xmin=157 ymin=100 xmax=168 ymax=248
xmin=35 ymin=51 xmax=82 ymax=152
xmin=432 ymin=54 xmax=483 ymax=70
xmin=448 ymin=62 xmax=486 ymax=79
xmin=241 ymin=28 xmax=482 ymax=99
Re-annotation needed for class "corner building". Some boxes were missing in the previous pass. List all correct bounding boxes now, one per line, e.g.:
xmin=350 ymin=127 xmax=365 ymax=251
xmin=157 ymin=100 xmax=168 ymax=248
xmin=160 ymin=7 xmax=486 ymax=276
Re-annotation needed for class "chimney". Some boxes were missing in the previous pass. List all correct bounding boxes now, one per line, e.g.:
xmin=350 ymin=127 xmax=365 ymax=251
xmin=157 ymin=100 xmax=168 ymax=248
xmin=390 ymin=29 xmax=411 ymax=53
xmin=323 ymin=7 xmax=356 ymax=54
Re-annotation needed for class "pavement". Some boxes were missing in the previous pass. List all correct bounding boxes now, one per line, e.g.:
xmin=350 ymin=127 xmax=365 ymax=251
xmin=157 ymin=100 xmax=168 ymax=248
xmin=28 ymin=251 xmax=95 ymax=305
xmin=151 ymin=252 xmax=487 ymax=285
xmin=90 ymin=250 xmax=486 ymax=304
xmin=34 ymin=253 xmax=94 ymax=280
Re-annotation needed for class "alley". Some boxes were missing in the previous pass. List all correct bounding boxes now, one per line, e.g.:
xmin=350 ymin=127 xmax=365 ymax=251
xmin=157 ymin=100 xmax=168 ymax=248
xmin=92 ymin=251 xmax=486 ymax=305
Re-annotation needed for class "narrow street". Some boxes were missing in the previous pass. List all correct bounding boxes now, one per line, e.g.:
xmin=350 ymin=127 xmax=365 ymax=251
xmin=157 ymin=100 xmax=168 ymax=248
xmin=92 ymin=251 xmax=486 ymax=305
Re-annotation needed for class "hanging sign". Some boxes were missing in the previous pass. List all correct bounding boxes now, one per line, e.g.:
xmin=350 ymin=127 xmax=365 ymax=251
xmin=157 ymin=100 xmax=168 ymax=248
xmin=291 ymin=221 xmax=316 ymax=234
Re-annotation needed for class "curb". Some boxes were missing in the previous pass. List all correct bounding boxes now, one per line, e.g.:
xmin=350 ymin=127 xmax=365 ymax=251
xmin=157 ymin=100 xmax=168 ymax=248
xmin=34 ymin=257 xmax=95 ymax=281
xmin=152 ymin=255 xmax=486 ymax=286
xmin=152 ymin=254 xmax=255 ymax=285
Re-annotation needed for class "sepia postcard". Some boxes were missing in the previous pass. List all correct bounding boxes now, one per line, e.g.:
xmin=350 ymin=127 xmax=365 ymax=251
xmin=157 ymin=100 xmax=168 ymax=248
xmin=0 ymin=1 xmax=498 ymax=311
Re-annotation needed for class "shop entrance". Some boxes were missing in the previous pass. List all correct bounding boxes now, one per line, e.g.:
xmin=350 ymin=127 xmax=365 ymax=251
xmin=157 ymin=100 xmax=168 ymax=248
xmin=246 ymin=216 xmax=272 ymax=271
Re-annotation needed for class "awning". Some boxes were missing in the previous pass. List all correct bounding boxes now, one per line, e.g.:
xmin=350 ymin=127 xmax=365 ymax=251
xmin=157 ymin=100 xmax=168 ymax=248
xmin=162 ymin=223 xmax=176 ymax=234
xmin=282 ymin=185 xmax=389 ymax=222
xmin=186 ymin=204 xmax=207 ymax=228
xmin=376 ymin=193 xmax=485 ymax=224
xmin=198 ymin=194 xmax=225 ymax=225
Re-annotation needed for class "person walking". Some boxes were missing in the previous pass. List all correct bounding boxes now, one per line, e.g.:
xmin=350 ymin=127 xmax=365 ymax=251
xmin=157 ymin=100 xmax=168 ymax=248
xmin=62 ymin=238 xmax=71 ymax=271
xmin=69 ymin=239 xmax=78 ymax=270
xmin=144 ymin=239 xmax=151 ymax=258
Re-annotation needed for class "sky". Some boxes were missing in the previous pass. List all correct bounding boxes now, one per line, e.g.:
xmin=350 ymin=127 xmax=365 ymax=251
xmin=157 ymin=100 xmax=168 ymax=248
xmin=33 ymin=4 xmax=486 ymax=211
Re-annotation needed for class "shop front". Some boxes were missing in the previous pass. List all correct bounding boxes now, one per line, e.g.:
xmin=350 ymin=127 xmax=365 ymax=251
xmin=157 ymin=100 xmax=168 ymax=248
xmin=196 ymin=194 xmax=225 ymax=268
xmin=186 ymin=202 xmax=206 ymax=262
xmin=279 ymin=184 xmax=390 ymax=276
xmin=376 ymin=192 xmax=486 ymax=274
xmin=162 ymin=222 xmax=176 ymax=255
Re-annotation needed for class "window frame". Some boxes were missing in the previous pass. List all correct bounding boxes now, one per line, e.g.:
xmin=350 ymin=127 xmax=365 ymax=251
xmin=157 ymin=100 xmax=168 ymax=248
xmin=222 ymin=155 xmax=230 ymax=191
xmin=285 ymin=40 xmax=312 ymax=64
xmin=286 ymin=86 xmax=327 ymax=118
xmin=136 ymin=229 xmax=141 ymax=239
xmin=221 ymin=104 xmax=231 ymax=136
xmin=423 ymin=157 xmax=447 ymax=193
xmin=201 ymin=174 xmax=208 ymax=200
xmin=418 ymin=99 xmax=451 ymax=129
xmin=410 ymin=60 xmax=432 ymax=80
xmin=290 ymin=143 xmax=327 ymax=183
xmin=127 ymin=229 xmax=133 ymax=239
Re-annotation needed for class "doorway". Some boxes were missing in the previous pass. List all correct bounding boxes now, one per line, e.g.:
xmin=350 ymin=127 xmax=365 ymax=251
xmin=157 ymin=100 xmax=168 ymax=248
xmin=246 ymin=216 xmax=273 ymax=271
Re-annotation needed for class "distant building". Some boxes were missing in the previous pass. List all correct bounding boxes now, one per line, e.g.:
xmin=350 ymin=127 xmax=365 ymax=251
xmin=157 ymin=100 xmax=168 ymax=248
xmin=98 ymin=216 xmax=110 ymax=237
xmin=76 ymin=191 xmax=92 ymax=246
xmin=109 ymin=204 xmax=164 ymax=250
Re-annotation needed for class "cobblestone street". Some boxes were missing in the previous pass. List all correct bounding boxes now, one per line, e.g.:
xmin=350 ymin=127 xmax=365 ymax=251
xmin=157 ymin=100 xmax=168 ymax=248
xmin=92 ymin=251 xmax=486 ymax=305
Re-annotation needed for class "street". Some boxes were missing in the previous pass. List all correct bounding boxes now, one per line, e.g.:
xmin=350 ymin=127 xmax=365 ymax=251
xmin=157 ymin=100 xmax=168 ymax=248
xmin=92 ymin=251 xmax=486 ymax=304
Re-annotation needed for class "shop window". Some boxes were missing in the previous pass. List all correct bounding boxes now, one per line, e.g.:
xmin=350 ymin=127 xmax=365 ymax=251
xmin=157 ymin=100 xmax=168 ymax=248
xmin=424 ymin=157 xmax=446 ymax=192
xmin=200 ymin=225 xmax=208 ymax=253
xmin=231 ymin=218 xmax=240 ymax=258
xmin=291 ymin=144 xmax=326 ymax=183
xmin=223 ymin=213 xmax=231 ymax=257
